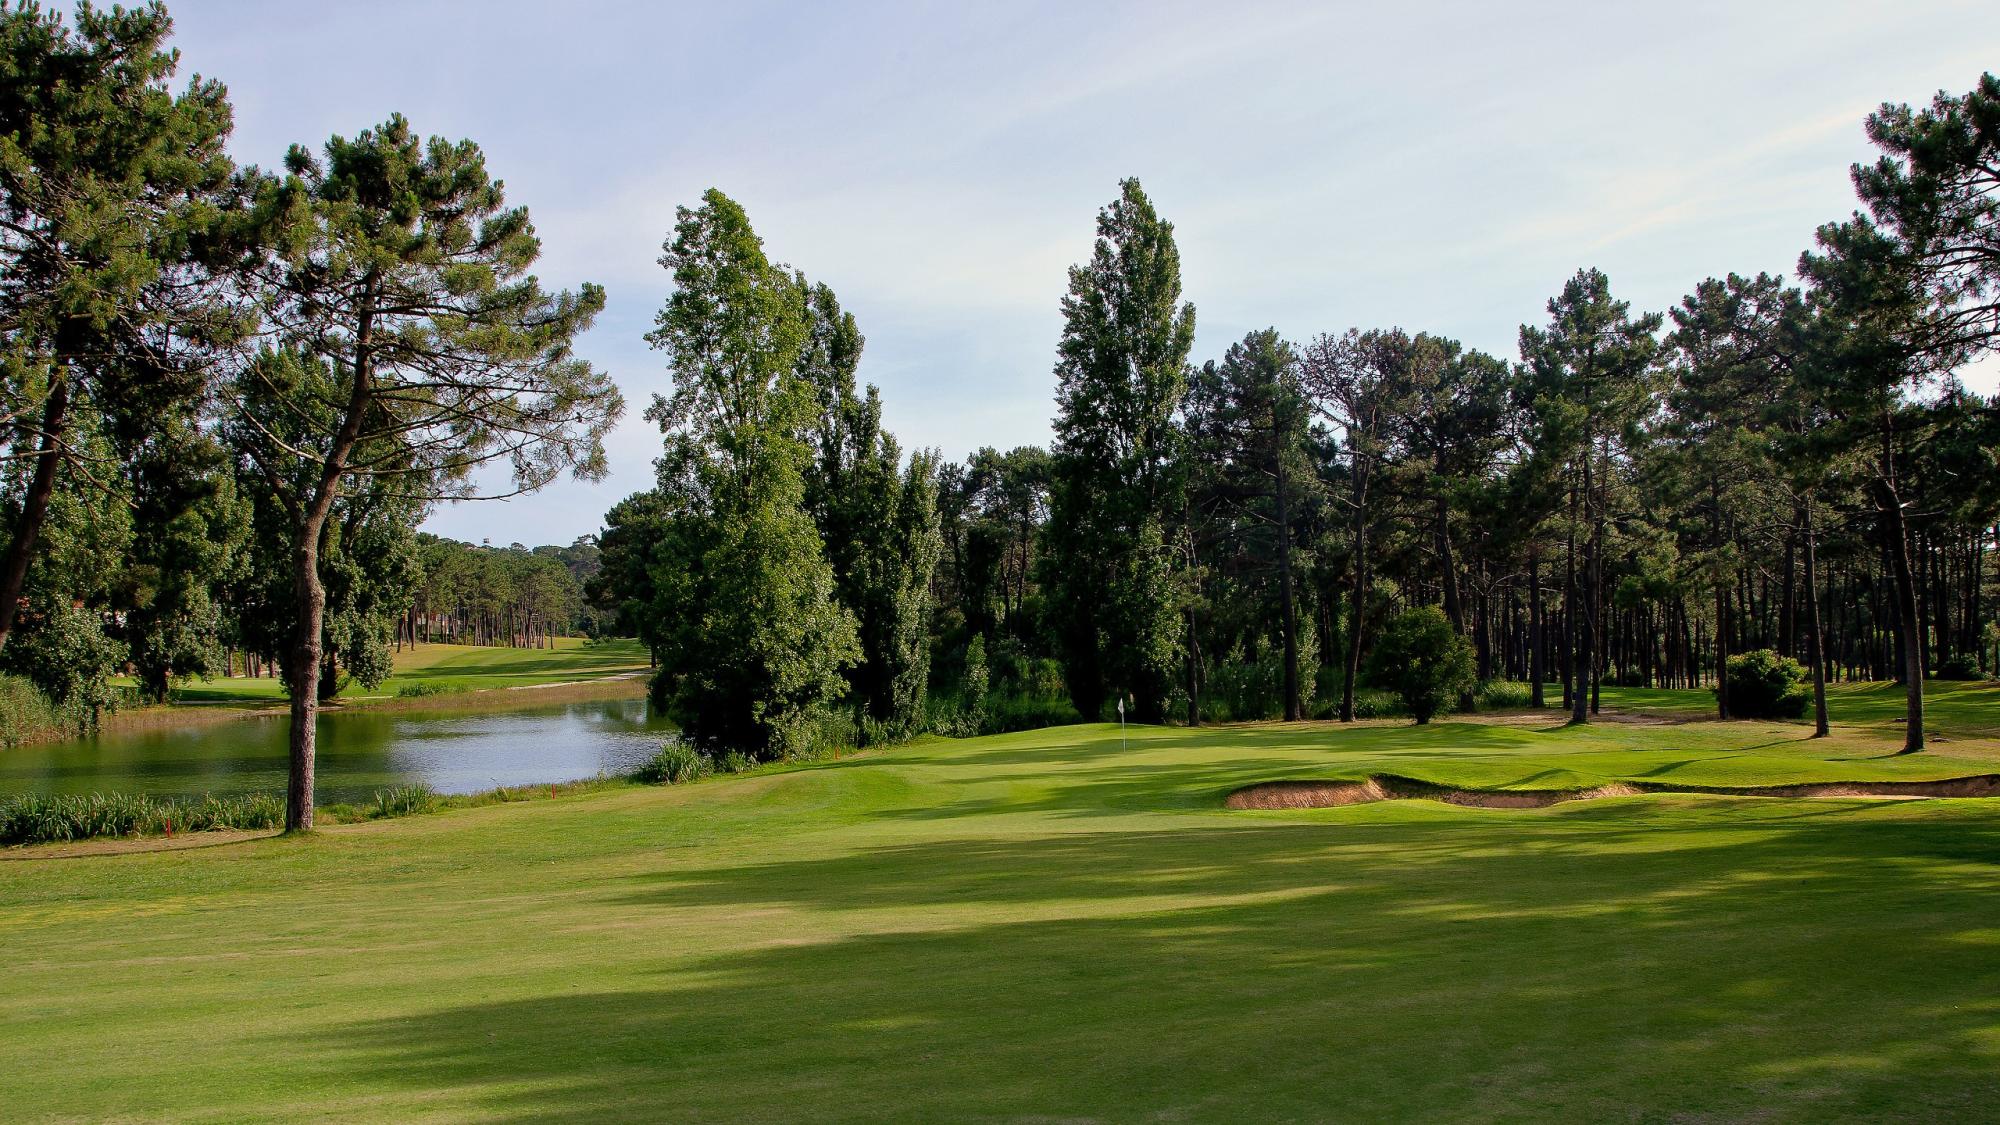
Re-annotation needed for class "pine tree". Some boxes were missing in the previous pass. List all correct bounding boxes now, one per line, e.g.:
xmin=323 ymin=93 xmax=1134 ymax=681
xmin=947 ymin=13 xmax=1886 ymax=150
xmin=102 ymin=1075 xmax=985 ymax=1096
xmin=1517 ymin=269 xmax=1663 ymax=724
xmin=0 ymin=2 xmax=243 ymax=654
xmin=1183 ymin=329 xmax=1317 ymax=720
xmin=229 ymin=116 xmax=619 ymax=829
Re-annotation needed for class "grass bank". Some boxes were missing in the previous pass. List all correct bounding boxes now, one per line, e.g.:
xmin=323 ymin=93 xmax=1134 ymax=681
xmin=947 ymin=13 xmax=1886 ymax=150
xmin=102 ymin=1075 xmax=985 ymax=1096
xmin=3 ymin=682 xmax=1999 ymax=1119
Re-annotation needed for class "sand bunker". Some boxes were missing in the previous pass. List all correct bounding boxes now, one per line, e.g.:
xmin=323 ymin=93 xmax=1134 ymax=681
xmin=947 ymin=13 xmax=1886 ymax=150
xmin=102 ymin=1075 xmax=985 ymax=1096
xmin=1223 ymin=773 xmax=2000 ymax=810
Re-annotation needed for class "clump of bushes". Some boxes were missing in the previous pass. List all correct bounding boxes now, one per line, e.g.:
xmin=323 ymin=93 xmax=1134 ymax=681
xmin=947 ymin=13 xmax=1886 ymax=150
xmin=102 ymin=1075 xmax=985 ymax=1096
xmin=981 ymin=691 xmax=1081 ymax=733
xmin=1721 ymin=649 xmax=1811 ymax=719
xmin=0 ymin=674 xmax=64 ymax=747
xmin=395 ymin=680 xmax=466 ymax=698
xmin=0 ymin=604 xmax=126 ymax=733
xmin=1202 ymin=632 xmax=1321 ymax=722
xmin=1935 ymin=654 xmax=1984 ymax=681
xmin=927 ymin=635 xmax=1080 ymax=736
xmin=1366 ymin=606 xmax=1477 ymax=724
xmin=1345 ymin=688 xmax=1406 ymax=719
xmin=634 ymin=743 xmax=708 ymax=785
xmin=0 ymin=791 xmax=286 ymax=845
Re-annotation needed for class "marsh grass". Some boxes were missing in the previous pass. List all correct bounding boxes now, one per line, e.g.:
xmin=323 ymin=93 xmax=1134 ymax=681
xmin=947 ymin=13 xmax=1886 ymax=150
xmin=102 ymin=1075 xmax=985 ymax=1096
xmin=0 ymin=674 xmax=64 ymax=747
xmin=0 ymin=791 xmax=285 ymax=844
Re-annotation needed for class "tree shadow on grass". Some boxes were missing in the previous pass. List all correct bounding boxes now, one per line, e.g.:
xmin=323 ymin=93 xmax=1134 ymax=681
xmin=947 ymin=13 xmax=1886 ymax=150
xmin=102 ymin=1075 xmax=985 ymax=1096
xmin=323 ymin=807 xmax=2000 ymax=1122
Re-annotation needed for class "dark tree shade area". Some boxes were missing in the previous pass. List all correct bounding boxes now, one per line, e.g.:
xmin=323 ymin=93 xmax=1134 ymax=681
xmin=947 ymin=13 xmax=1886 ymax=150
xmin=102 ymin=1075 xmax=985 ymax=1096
xmin=5 ymin=2 xmax=2000 ymax=825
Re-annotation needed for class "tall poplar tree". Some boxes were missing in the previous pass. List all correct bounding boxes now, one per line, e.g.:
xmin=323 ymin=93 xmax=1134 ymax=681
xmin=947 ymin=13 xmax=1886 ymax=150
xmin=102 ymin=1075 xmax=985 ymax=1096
xmin=643 ymin=189 xmax=858 ymax=758
xmin=1041 ymin=178 xmax=1195 ymax=723
xmin=798 ymin=281 xmax=942 ymax=737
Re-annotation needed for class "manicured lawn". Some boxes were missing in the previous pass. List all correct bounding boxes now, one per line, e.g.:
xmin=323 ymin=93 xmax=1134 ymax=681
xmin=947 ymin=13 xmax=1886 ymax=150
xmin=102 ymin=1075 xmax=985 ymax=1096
xmin=147 ymin=636 xmax=652 ymax=705
xmin=4 ymin=683 xmax=1999 ymax=1120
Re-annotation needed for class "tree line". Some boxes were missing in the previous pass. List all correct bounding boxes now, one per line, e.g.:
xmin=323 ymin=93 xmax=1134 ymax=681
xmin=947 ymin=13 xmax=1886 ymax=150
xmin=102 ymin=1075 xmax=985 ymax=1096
xmin=596 ymin=74 xmax=2000 ymax=761
xmin=5 ymin=3 xmax=1998 ymax=827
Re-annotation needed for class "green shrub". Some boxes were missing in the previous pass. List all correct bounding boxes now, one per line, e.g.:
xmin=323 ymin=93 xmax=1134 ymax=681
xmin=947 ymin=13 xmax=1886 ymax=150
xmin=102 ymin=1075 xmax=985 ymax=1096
xmin=1936 ymin=654 xmax=1983 ymax=681
xmin=0 ymin=674 xmax=63 ymax=747
xmin=1347 ymin=688 xmax=1405 ymax=719
xmin=982 ymin=690 xmax=1080 ymax=733
xmin=1721 ymin=649 xmax=1811 ymax=719
xmin=1205 ymin=632 xmax=1320 ymax=721
xmin=717 ymin=750 xmax=756 ymax=774
xmin=395 ymin=680 xmax=466 ymax=698
xmin=368 ymin=785 xmax=440 ymax=819
xmin=1366 ymin=606 xmax=1476 ymax=724
xmin=1474 ymin=680 xmax=1535 ymax=710
xmin=960 ymin=635 xmax=990 ymax=729
xmin=635 ymin=743 xmax=707 ymax=785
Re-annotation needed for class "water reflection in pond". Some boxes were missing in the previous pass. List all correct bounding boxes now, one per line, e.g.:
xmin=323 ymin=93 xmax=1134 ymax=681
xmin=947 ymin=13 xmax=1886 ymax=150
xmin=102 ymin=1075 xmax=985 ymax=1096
xmin=0 ymin=698 xmax=674 ymax=802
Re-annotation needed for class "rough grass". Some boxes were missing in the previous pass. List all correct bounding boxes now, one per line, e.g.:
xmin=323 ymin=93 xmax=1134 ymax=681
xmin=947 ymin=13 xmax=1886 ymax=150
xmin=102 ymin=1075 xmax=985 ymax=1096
xmin=3 ymin=681 xmax=1999 ymax=1120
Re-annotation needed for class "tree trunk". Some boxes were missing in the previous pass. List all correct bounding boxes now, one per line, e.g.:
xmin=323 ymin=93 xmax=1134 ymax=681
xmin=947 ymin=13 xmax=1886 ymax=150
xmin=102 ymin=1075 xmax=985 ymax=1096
xmin=1780 ymin=531 xmax=1797 ymax=658
xmin=286 ymin=521 xmax=327 ymax=833
xmin=0 ymin=377 xmax=72 ymax=653
xmin=1435 ymin=490 xmax=1474 ymax=713
xmin=1276 ymin=451 xmax=1299 ymax=722
xmin=1879 ymin=484 xmax=1925 ymax=754
xmin=1561 ymin=522 xmax=1575 ymax=710
xmin=1184 ymin=604 xmax=1201 ymax=727
xmin=1570 ymin=462 xmax=1592 ymax=725
xmin=282 ymin=293 xmax=378 ymax=831
xmin=1529 ymin=548 xmax=1545 ymax=708
xmin=1340 ymin=488 xmax=1368 ymax=724
xmin=1803 ymin=506 xmax=1829 ymax=738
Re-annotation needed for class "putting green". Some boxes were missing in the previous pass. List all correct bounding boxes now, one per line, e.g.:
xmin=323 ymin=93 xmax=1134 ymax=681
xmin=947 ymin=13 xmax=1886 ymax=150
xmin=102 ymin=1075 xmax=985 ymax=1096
xmin=4 ymin=682 xmax=1999 ymax=1121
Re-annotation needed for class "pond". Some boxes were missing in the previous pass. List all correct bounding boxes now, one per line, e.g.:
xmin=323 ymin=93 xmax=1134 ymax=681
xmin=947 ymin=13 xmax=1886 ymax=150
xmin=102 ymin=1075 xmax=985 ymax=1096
xmin=0 ymin=698 xmax=675 ymax=802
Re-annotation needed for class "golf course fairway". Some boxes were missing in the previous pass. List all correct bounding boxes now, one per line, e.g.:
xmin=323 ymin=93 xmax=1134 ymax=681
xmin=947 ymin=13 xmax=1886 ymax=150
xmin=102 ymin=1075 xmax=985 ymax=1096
xmin=5 ymin=683 xmax=2000 ymax=1121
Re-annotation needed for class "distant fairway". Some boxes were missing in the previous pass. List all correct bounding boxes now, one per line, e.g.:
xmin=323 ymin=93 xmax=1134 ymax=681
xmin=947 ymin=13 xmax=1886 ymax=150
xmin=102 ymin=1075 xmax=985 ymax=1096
xmin=127 ymin=636 xmax=653 ymax=708
xmin=5 ymin=681 xmax=2000 ymax=1121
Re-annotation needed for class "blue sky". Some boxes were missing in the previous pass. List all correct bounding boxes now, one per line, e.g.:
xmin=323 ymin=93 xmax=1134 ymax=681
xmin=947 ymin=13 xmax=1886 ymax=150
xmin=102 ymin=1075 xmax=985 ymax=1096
xmin=164 ymin=0 xmax=2000 ymax=545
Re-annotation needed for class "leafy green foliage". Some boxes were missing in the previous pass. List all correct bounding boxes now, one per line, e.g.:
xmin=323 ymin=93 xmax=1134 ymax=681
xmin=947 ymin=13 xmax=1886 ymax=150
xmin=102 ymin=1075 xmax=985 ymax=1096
xmin=798 ymin=283 xmax=943 ymax=736
xmin=1721 ymin=649 xmax=1812 ymax=719
xmin=0 ymin=601 xmax=125 ymax=728
xmin=1184 ymin=329 xmax=1320 ymax=722
xmin=1366 ymin=606 xmax=1476 ymax=724
xmin=0 ymin=0 xmax=245 ymax=655
xmin=1936 ymin=654 xmax=1983 ymax=681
